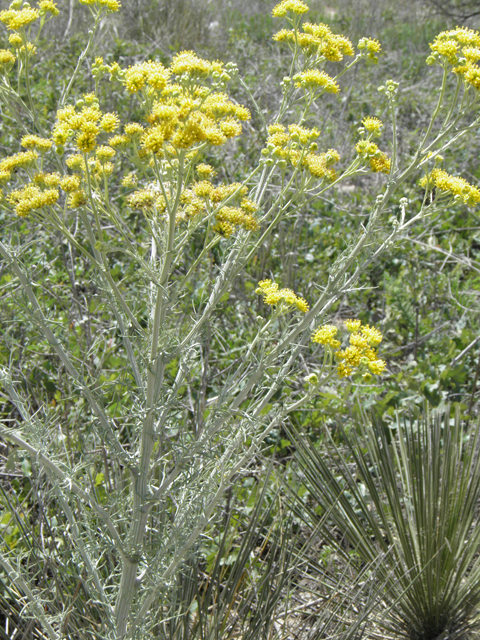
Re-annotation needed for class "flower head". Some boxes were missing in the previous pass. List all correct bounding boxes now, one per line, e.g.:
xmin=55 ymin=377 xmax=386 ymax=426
xmin=420 ymin=168 xmax=480 ymax=206
xmin=362 ymin=117 xmax=383 ymax=136
xmin=0 ymin=8 xmax=39 ymax=31
xmin=293 ymin=69 xmax=339 ymax=93
xmin=256 ymin=279 xmax=309 ymax=313
xmin=38 ymin=1 xmax=59 ymax=16
xmin=312 ymin=325 xmax=340 ymax=347
xmin=312 ymin=319 xmax=385 ymax=377
xmin=272 ymin=0 xmax=309 ymax=17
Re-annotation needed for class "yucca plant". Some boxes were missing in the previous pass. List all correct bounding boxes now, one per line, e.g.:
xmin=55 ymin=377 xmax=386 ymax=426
xmin=289 ymin=405 xmax=480 ymax=640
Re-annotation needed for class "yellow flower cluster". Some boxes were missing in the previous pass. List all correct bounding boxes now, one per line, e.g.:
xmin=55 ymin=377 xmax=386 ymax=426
xmin=427 ymin=28 xmax=480 ymax=91
xmin=200 ymin=181 xmax=258 ymax=236
xmin=38 ymin=1 xmax=59 ymax=15
xmin=53 ymin=104 xmax=103 ymax=151
xmin=9 ymin=34 xmax=22 ymax=47
xmin=0 ymin=7 xmax=39 ymax=30
xmin=420 ymin=168 xmax=480 ymax=206
xmin=256 ymin=279 xmax=309 ymax=313
xmin=306 ymin=149 xmax=340 ymax=180
xmin=274 ymin=22 xmax=354 ymax=61
xmin=7 ymin=183 xmax=59 ymax=217
xmin=96 ymin=145 xmax=116 ymax=162
xmin=60 ymin=175 xmax=81 ymax=192
xmin=214 ymin=200 xmax=259 ymax=237
xmin=127 ymin=170 xmax=258 ymax=237
xmin=101 ymin=112 xmax=120 ymax=132
xmin=312 ymin=320 xmax=386 ymax=378
xmin=21 ymin=135 xmax=53 ymax=152
xmin=121 ymin=172 xmax=137 ymax=188
xmin=345 ymin=319 xmax=361 ymax=332
xmin=196 ymin=163 xmax=216 ymax=179
xmin=272 ymin=0 xmax=309 ymax=17
xmin=357 ymin=37 xmax=382 ymax=63
xmin=127 ymin=188 xmax=163 ymax=211
xmin=355 ymin=140 xmax=390 ymax=174
xmin=78 ymin=0 xmax=120 ymax=11
xmin=0 ymin=150 xmax=38 ymax=183
xmin=124 ymin=60 xmax=170 ymax=93
xmin=0 ymin=50 xmax=15 ymax=70
xmin=33 ymin=172 xmax=60 ymax=187
xmin=293 ymin=69 xmax=339 ymax=93
xmin=264 ymin=123 xmax=340 ymax=180
xmin=67 ymin=190 xmax=87 ymax=209
xmin=110 ymin=53 xmax=249 ymax=156
xmin=362 ymin=116 xmax=383 ymax=136
xmin=311 ymin=324 xmax=341 ymax=348
xmin=52 ymin=102 xmax=123 ymax=156
xmin=170 ymin=51 xmax=227 ymax=79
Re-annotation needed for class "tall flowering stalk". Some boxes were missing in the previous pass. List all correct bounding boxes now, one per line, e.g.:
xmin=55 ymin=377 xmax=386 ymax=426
xmin=1 ymin=0 xmax=480 ymax=637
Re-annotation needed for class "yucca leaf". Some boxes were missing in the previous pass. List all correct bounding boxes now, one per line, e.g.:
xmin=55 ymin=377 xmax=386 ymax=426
xmin=288 ymin=405 xmax=480 ymax=640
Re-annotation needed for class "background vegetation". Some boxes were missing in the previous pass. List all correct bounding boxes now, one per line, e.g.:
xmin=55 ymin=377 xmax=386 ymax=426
xmin=2 ymin=0 xmax=480 ymax=638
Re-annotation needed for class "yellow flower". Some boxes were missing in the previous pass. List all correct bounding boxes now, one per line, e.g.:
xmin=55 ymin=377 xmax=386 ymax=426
xmin=360 ymin=324 xmax=383 ymax=346
xmin=0 ymin=150 xmax=38 ymax=173
xmin=121 ymin=172 xmax=137 ymax=188
xmin=311 ymin=324 xmax=339 ymax=346
xmin=0 ymin=50 xmax=15 ymax=68
xmin=370 ymin=153 xmax=390 ymax=174
xmin=0 ymin=8 xmax=39 ymax=31
xmin=295 ymin=297 xmax=309 ymax=313
xmin=7 ymin=183 xmax=58 ymax=217
xmin=100 ymin=0 xmax=121 ymax=11
xmin=368 ymin=359 xmax=386 ymax=374
xmin=362 ymin=117 xmax=383 ymax=136
xmin=272 ymin=0 xmax=309 ymax=17
xmin=273 ymin=29 xmax=294 ymax=44
xmin=8 ymin=34 xmax=22 ymax=48
xmin=421 ymin=168 xmax=480 ymax=206
xmin=219 ymin=117 xmax=243 ymax=138
xmin=38 ymin=1 xmax=59 ymax=16
xmin=345 ymin=319 xmax=361 ymax=332
xmin=288 ymin=124 xmax=320 ymax=144
xmin=141 ymin=127 xmax=165 ymax=154
xmin=128 ymin=188 xmax=157 ymax=209
xmin=21 ymin=135 xmax=53 ymax=152
xmin=356 ymin=140 xmax=378 ymax=156
xmin=214 ymin=221 xmax=235 ymax=238
xmin=42 ymin=172 xmax=61 ymax=187
xmin=240 ymin=197 xmax=258 ymax=214
xmin=256 ymin=279 xmax=308 ymax=312
xmin=293 ymin=69 xmax=339 ymax=93
xmin=19 ymin=42 xmax=37 ymax=56
xmin=66 ymin=154 xmax=86 ymax=172
xmin=100 ymin=112 xmax=120 ymax=132
xmin=124 ymin=122 xmax=144 ymax=137
xmin=196 ymin=163 xmax=216 ymax=179
xmin=338 ymin=362 xmax=354 ymax=377
xmin=96 ymin=145 xmax=116 ymax=162
xmin=193 ymin=181 xmax=214 ymax=198
xmin=108 ymin=134 xmax=129 ymax=149
xmin=358 ymin=37 xmax=381 ymax=62
xmin=170 ymin=51 xmax=212 ymax=77
xmin=67 ymin=190 xmax=87 ymax=209
xmin=76 ymin=132 xmax=97 ymax=153
xmin=312 ymin=319 xmax=385 ymax=377
xmin=79 ymin=0 xmax=120 ymax=11
xmin=306 ymin=149 xmax=340 ymax=180
xmin=60 ymin=175 xmax=81 ymax=192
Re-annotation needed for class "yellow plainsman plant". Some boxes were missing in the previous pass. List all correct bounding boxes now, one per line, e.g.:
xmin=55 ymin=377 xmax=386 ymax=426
xmin=0 ymin=0 xmax=480 ymax=638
